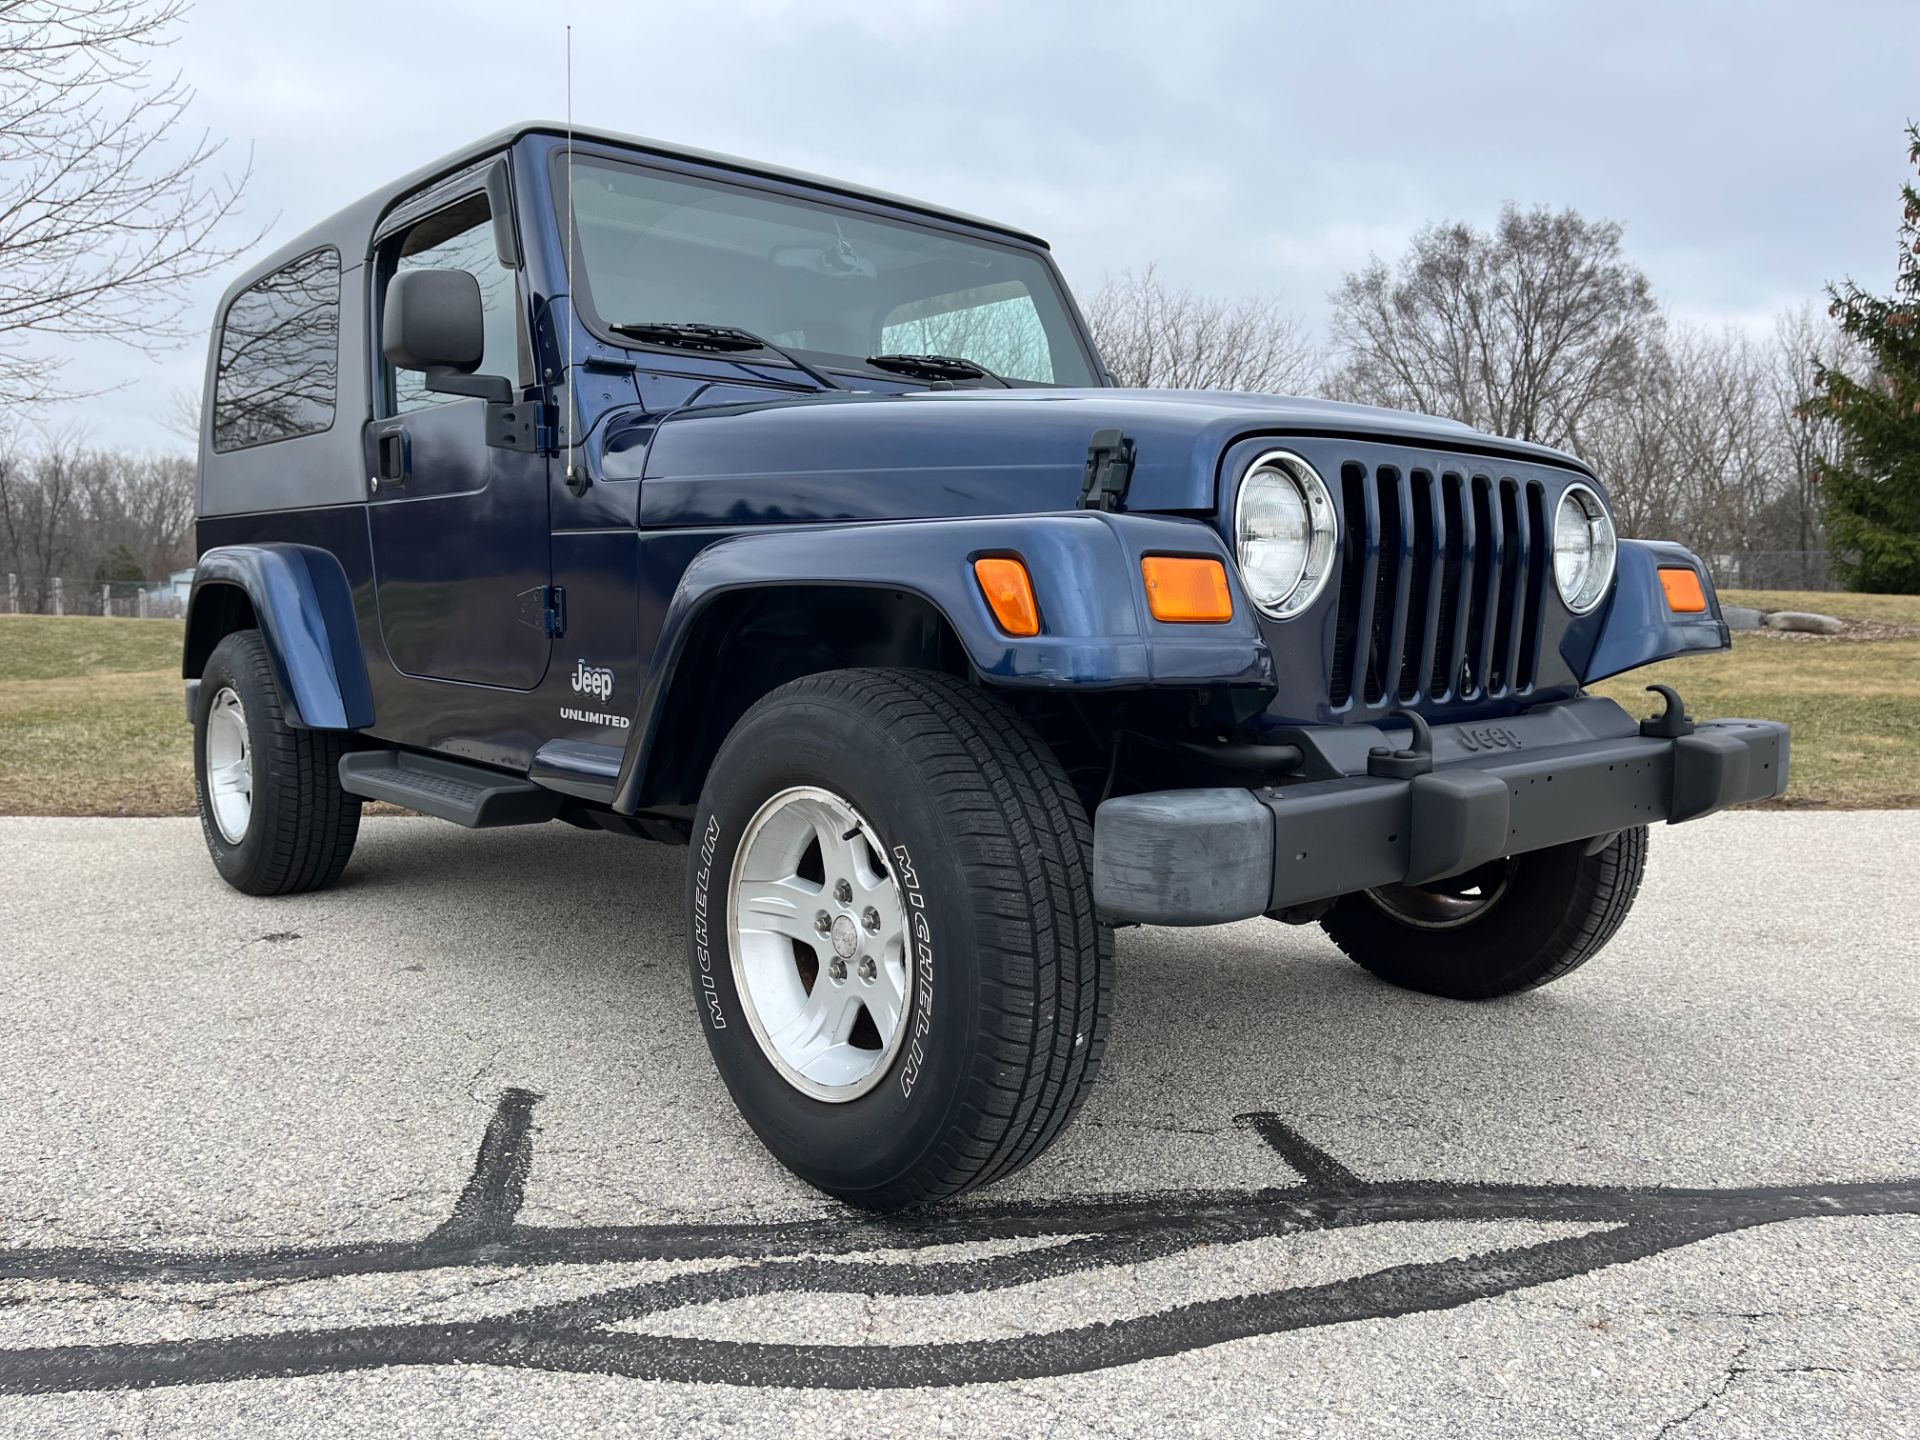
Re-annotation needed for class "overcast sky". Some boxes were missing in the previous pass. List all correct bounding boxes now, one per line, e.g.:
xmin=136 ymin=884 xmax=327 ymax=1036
xmin=27 ymin=0 xmax=1919 ymax=450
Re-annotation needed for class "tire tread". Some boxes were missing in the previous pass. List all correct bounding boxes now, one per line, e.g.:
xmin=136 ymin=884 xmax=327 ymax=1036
xmin=714 ymin=667 xmax=1111 ymax=1206
xmin=196 ymin=631 xmax=360 ymax=897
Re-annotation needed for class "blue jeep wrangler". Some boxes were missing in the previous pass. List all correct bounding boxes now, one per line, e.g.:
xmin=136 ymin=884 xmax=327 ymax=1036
xmin=185 ymin=123 xmax=1788 ymax=1208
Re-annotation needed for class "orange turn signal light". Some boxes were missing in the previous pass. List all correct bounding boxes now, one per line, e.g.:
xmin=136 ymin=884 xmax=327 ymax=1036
xmin=1659 ymin=566 xmax=1707 ymax=614
xmin=1141 ymin=556 xmax=1234 ymax=623
xmin=974 ymin=557 xmax=1040 ymax=637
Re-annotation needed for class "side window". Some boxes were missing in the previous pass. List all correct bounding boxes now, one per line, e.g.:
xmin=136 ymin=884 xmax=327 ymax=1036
xmin=382 ymin=193 xmax=518 ymax=415
xmin=880 ymin=282 xmax=1056 ymax=383
xmin=212 ymin=248 xmax=340 ymax=451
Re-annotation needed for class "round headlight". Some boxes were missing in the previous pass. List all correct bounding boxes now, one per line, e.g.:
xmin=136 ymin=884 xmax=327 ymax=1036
xmin=1235 ymin=451 xmax=1337 ymax=619
xmin=1553 ymin=482 xmax=1617 ymax=615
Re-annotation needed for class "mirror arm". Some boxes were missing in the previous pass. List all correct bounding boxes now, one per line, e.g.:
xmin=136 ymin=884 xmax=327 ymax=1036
xmin=424 ymin=368 xmax=513 ymax=404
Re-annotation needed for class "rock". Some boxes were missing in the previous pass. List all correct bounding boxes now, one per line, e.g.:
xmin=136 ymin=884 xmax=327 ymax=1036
xmin=1723 ymin=605 xmax=1765 ymax=631
xmin=1763 ymin=610 xmax=1847 ymax=635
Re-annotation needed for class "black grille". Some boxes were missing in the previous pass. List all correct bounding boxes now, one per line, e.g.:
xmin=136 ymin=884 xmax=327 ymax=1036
xmin=1327 ymin=464 xmax=1551 ymax=711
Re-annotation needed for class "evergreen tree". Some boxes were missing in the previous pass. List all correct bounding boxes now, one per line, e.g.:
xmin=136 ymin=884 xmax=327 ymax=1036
xmin=1815 ymin=124 xmax=1920 ymax=593
xmin=93 ymin=543 xmax=144 ymax=585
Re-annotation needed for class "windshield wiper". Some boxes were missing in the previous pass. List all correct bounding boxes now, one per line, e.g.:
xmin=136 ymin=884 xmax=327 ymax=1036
xmin=865 ymin=353 xmax=1011 ymax=387
xmin=607 ymin=322 xmax=849 ymax=392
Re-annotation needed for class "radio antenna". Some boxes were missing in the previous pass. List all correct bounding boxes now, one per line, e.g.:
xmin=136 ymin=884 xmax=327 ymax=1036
xmin=564 ymin=23 xmax=576 ymax=481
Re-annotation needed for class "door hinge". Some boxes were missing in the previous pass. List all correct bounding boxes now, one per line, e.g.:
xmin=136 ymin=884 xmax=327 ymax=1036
xmin=1077 ymin=428 xmax=1136 ymax=512
xmin=517 ymin=585 xmax=566 ymax=638
xmin=486 ymin=399 xmax=556 ymax=455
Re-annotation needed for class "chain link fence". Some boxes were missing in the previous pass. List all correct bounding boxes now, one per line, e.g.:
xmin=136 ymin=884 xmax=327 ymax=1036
xmin=5 ymin=575 xmax=189 ymax=618
xmin=1707 ymin=551 xmax=1838 ymax=592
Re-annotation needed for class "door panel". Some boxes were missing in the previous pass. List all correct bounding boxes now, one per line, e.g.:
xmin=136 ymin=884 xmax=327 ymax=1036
xmin=365 ymin=400 xmax=551 ymax=689
xmin=364 ymin=181 xmax=551 ymax=692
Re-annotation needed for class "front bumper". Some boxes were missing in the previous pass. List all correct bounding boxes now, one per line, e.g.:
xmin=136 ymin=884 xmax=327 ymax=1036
xmin=1092 ymin=696 xmax=1789 ymax=926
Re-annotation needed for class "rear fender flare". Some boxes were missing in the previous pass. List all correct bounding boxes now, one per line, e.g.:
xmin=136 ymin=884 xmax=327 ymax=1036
xmin=612 ymin=511 xmax=1274 ymax=812
xmin=184 ymin=544 xmax=374 ymax=730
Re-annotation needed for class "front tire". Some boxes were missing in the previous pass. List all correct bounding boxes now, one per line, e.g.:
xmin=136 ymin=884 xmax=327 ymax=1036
xmin=193 ymin=630 xmax=361 ymax=896
xmin=1319 ymin=828 xmax=1648 ymax=999
xmin=688 ymin=668 xmax=1111 ymax=1209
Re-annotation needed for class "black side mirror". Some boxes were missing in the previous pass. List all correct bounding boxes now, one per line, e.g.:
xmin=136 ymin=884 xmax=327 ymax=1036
xmin=382 ymin=269 xmax=511 ymax=403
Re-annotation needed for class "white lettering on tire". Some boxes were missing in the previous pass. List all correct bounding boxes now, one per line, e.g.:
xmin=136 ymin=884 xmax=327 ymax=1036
xmin=693 ymin=815 xmax=726 ymax=1029
xmin=894 ymin=842 xmax=934 ymax=1098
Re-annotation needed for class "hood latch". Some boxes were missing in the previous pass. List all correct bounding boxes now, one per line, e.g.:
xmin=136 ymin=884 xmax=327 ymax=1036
xmin=1077 ymin=429 xmax=1136 ymax=512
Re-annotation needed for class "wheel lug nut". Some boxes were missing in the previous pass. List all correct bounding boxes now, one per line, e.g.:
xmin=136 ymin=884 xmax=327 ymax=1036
xmin=858 ymin=956 xmax=876 ymax=983
xmin=833 ymin=879 xmax=853 ymax=905
xmin=828 ymin=957 xmax=848 ymax=981
xmin=814 ymin=913 xmax=832 ymax=934
xmin=861 ymin=906 xmax=880 ymax=933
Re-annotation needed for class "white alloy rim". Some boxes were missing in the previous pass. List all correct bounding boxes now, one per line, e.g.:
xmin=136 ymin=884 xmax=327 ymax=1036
xmin=204 ymin=686 xmax=253 ymax=844
xmin=726 ymin=785 xmax=912 ymax=1102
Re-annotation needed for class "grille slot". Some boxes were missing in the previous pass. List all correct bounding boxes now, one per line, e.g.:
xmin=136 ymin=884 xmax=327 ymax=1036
xmin=1331 ymin=462 xmax=1548 ymax=712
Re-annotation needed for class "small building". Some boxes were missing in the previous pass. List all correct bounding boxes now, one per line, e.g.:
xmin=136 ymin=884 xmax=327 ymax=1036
xmin=145 ymin=568 xmax=195 ymax=606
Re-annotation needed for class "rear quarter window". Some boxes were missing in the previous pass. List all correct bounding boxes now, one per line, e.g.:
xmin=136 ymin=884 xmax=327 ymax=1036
xmin=212 ymin=248 xmax=341 ymax=452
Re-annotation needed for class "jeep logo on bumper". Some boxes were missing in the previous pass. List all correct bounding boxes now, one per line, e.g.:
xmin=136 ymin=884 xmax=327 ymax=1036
xmin=1457 ymin=724 xmax=1523 ymax=752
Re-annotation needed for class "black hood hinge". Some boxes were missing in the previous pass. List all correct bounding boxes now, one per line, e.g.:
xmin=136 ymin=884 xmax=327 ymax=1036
xmin=1077 ymin=428 xmax=1136 ymax=512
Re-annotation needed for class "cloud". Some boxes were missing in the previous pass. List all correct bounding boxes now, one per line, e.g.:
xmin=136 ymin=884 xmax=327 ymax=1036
xmin=16 ymin=0 xmax=1915 ymax=449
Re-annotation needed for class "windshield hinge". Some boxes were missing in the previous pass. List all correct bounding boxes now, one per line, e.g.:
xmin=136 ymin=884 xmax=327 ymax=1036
xmin=1078 ymin=428 xmax=1136 ymax=512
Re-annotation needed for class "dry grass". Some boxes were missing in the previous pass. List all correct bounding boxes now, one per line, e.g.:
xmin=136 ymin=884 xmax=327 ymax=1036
xmin=0 ymin=615 xmax=191 ymax=816
xmin=1 ymin=592 xmax=1915 ymax=815
xmin=1588 ymin=589 xmax=1920 ymax=809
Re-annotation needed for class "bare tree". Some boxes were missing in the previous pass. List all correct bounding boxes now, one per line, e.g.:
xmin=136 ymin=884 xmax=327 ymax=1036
xmin=0 ymin=0 xmax=257 ymax=406
xmin=1576 ymin=343 xmax=1685 ymax=541
xmin=1564 ymin=311 xmax=1859 ymax=577
xmin=1663 ymin=326 xmax=1783 ymax=557
xmin=1327 ymin=206 xmax=1662 ymax=448
xmin=76 ymin=444 xmax=191 ymax=574
xmin=1084 ymin=264 xmax=1318 ymax=394
xmin=0 ymin=427 xmax=193 ymax=606
xmin=0 ymin=423 xmax=83 ymax=607
xmin=1768 ymin=302 xmax=1859 ymax=560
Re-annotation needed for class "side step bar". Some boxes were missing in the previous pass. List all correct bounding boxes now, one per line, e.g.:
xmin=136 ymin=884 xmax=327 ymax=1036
xmin=338 ymin=751 xmax=562 ymax=829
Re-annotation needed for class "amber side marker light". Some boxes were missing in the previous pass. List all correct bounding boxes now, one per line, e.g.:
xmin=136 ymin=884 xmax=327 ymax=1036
xmin=974 ymin=557 xmax=1041 ymax=636
xmin=1141 ymin=556 xmax=1234 ymax=623
xmin=1659 ymin=567 xmax=1708 ymax=614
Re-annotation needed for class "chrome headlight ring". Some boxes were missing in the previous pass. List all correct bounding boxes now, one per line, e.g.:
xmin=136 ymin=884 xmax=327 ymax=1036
xmin=1234 ymin=449 xmax=1339 ymax=620
xmin=1552 ymin=481 xmax=1618 ymax=615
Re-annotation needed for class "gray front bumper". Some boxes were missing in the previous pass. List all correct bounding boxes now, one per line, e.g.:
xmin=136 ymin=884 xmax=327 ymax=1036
xmin=1092 ymin=699 xmax=1789 ymax=926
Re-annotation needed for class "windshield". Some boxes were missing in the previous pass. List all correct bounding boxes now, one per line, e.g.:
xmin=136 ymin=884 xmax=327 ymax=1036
xmin=562 ymin=157 xmax=1098 ymax=386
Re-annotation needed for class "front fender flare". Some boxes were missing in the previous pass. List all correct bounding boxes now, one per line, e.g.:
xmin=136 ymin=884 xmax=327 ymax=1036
xmin=1580 ymin=539 xmax=1731 ymax=684
xmin=184 ymin=545 xmax=374 ymax=730
xmin=612 ymin=511 xmax=1275 ymax=813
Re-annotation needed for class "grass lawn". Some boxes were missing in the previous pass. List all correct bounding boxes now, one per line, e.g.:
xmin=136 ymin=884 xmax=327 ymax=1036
xmin=1 ymin=591 xmax=1915 ymax=815
xmin=0 ymin=615 xmax=190 ymax=816
xmin=1589 ymin=588 xmax=1920 ymax=809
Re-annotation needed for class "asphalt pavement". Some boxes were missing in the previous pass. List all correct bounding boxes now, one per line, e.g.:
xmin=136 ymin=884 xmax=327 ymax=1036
xmin=0 ymin=811 xmax=1916 ymax=1438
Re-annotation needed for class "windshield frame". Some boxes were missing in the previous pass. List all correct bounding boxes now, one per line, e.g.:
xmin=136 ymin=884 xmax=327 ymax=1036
xmin=545 ymin=143 xmax=1106 ymax=389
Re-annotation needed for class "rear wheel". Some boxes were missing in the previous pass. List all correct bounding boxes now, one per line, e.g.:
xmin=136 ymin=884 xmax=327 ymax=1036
xmin=688 ymin=667 xmax=1111 ymax=1209
xmin=1319 ymin=828 xmax=1648 ymax=999
xmin=193 ymin=630 xmax=361 ymax=896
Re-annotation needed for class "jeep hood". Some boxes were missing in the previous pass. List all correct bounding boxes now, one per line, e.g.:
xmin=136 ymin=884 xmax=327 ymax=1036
xmin=622 ymin=387 xmax=1589 ymax=528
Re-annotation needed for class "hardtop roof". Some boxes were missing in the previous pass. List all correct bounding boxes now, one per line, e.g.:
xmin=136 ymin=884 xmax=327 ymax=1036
xmin=216 ymin=121 xmax=1049 ymax=308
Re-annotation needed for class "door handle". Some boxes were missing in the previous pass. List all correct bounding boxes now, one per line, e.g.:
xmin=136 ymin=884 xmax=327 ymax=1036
xmin=377 ymin=429 xmax=411 ymax=484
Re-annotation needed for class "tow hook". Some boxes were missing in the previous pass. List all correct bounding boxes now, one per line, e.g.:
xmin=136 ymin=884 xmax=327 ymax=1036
xmin=1639 ymin=684 xmax=1696 ymax=739
xmin=1368 ymin=709 xmax=1435 ymax=779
